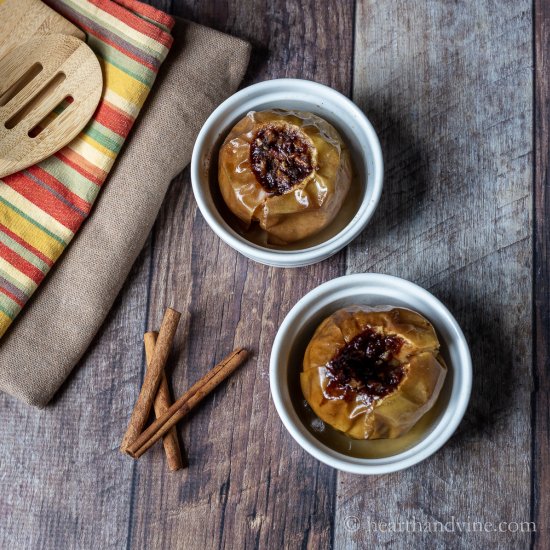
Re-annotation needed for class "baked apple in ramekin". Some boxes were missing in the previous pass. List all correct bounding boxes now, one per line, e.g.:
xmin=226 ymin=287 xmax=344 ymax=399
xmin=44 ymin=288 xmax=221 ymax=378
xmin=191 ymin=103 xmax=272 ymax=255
xmin=301 ymin=305 xmax=447 ymax=439
xmin=218 ymin=109 xmax=352 ymax=244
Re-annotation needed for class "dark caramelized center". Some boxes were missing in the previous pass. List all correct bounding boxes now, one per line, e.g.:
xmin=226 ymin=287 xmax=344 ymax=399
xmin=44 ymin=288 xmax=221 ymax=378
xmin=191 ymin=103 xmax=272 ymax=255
xmin=250 ymin=124 xmax=313 ymax=195
xmin=325 ymin=327 xmax=405 ymax=403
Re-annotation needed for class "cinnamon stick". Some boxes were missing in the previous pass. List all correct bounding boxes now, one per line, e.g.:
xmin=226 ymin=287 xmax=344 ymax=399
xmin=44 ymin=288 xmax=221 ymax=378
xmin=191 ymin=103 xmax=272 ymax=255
xmin=144 ymin=332 xmax=183 ymax=471
xmin=120 ymin=307 xmax=181 ymax=452
xmin=127 ymin=348 xmax=248 ymax=459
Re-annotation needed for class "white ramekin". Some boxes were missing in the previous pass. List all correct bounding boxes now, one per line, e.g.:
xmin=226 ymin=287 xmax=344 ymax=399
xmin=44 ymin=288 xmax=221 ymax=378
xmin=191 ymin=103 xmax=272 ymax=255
xmin=270 ymin=274 xmax=472 ymax=474
xmin=190 ymin=79 xmax=383 ymax=267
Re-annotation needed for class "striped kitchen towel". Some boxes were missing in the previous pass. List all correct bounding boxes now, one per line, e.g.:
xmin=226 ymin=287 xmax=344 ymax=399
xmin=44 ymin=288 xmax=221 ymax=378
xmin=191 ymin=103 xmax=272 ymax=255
xmin=0 ymin=0 xmax=174 ymax=338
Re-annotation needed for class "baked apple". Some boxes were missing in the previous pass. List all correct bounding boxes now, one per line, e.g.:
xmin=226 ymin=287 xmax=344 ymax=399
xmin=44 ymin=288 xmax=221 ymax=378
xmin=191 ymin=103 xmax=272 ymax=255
xmin=218 ymin=109 xmax=352 ymax=244
xmin=301 ymin=306 xmax=447 ymax=439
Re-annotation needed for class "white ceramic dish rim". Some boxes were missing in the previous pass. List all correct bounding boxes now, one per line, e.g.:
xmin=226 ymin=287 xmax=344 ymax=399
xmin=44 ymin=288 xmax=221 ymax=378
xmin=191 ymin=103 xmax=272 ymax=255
xmin=190 ymin=78 xmax=384 ymax=267
xmin=269 ymin=273 xmax=473 ymax=474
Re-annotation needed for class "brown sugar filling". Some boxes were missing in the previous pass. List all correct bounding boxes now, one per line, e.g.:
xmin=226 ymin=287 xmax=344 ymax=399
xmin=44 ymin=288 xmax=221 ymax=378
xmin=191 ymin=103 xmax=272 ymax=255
xmin=325 ymin=326 xmax=405 ymax=404
xmin=250 ymin=124 xmax=314 ymax=195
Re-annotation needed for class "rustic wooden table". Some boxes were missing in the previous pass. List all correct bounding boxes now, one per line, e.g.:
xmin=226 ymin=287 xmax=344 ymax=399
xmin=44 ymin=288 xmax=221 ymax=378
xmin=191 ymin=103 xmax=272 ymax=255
xmin=1 ymin=0 xmax=547 ymax=548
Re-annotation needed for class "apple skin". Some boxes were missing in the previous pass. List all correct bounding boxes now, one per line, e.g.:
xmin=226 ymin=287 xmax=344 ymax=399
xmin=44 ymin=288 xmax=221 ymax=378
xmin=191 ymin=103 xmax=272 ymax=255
xmin=301 ymin=306 xmax=447 ymax=440
xmin=218 ymin=109 xmax=352 ymax=244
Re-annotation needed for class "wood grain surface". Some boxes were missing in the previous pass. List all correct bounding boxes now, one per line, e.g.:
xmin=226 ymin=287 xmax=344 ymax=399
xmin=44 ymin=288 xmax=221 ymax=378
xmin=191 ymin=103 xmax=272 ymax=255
xmin=0 ymin=0 xmax=85 ymax=59
xmin=533 ymin=0 xmax=550 ymax=548
xmin=0 ymin=1 xmax=544 ymax=549
xmin=0 ymin=34 xmax=103 ymax=178
xmin=341 ymin=1 xmax=533 ymax=548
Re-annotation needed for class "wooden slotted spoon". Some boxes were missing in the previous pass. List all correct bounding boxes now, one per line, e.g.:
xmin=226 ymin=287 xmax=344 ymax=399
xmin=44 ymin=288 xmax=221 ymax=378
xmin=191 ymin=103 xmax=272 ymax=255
xmin=0 ymin=33 xmax=103 ymax=178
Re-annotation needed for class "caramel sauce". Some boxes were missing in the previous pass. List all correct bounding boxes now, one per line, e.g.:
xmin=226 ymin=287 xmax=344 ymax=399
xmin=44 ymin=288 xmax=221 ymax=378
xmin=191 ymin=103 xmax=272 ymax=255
xmin=325 ymin=326 xmax=405 ymax=404
xmin=298 ymin=394 xmax=446 ymax=458
xmin=250 ymin=124 xmax=313 ymax=194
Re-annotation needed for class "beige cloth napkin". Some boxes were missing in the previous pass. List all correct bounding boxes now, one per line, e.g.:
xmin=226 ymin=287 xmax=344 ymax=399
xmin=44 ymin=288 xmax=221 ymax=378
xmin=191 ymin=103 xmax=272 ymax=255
xmin=0 ymin=19 xmax=251 ymax=407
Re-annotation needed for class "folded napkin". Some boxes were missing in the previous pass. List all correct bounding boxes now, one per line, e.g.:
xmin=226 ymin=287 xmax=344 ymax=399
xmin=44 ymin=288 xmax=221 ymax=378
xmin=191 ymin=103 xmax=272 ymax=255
xmin=0 ymin=0 xmax=174 ymax=338
xmin=0 ymin=19 xmax=251 ymax=406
